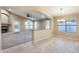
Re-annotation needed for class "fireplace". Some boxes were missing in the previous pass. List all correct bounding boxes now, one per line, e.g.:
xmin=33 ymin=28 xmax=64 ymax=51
xmin=1 ymin=24 xmax=9 ymax=33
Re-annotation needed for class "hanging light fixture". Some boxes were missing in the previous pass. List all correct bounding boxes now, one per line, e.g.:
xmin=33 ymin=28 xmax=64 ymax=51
xmin=58 ymin=8 xmax=65 ymax=22
xmin=59 ymin=8 xmax=63 ymax=20
xmin=57 ymin=8 xmax=62 ymax=22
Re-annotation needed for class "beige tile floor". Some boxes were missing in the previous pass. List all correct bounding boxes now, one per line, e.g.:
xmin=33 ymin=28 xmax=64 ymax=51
xmin=2 ymin=37 xmax=79 ymax=53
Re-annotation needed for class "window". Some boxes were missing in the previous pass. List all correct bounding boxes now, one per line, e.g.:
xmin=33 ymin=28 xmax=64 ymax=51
xmin=57 ymin=19 xmax=66 ymax=32
xmin=14 ymin=22 xmax=20 ymax=32
xmin=45 ymin=20 xmax=50 ymax=30
xmin=66 ymin=18 xmax=77 ymax=32
xmin=34 ymin=21 xmax=39 ymax=30
xmin=25 ymin=20 xmax=33 ymax=30
xmin=57 ymin=17 xmax=77 ymax=32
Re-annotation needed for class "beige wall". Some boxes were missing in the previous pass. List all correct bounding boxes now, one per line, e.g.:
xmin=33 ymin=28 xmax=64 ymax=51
xmin=53 ymin=13 xmax=79 ymax=40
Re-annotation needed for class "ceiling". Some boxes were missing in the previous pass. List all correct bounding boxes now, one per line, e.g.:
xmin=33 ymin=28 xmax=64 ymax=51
xmin=39 ymin=6 xmax=79 ymax=16
xmin=1 ymin=6 xmax=79 ymax=17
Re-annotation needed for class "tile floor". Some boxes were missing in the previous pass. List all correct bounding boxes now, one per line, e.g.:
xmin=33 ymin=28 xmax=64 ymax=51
xmin=2 ymin=37 xmax=79 ymax=53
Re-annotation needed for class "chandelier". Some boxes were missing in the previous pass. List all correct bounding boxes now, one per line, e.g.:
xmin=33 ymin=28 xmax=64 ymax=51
xmin=59 ymin=8 xmax=63 ymax=20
